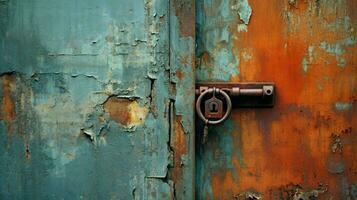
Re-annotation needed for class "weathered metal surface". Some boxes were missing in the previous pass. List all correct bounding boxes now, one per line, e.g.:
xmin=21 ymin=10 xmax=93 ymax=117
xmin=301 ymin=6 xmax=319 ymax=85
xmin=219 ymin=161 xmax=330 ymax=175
xmin=169 ymin=0 xmax=196 ymax=199
xmin=196 ymin=0 xmax=357 ymax=199
xmin=0 ymin=0 xmax=194 ymax=199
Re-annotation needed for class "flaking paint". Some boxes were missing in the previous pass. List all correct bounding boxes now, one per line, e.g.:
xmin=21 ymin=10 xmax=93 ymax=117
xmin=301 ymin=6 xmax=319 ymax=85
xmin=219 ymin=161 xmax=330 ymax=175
xmin=196 ymin=0 xmax=242 ymax=81
xmin=169 ymin=0 xmax=196 ymax=199
xmin=0 ymin=0 xmax=191 ymax=199
xmin=232 ymin=0 xmax=252 ymax=25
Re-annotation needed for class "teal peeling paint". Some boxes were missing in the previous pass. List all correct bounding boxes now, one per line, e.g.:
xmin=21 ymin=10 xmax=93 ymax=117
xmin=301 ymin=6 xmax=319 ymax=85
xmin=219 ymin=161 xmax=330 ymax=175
xmin=302 ymin=46 xmax=314 ymax=74
xmin=326 ymin=16 xmax=354 ymax=34
xmin=169 ymin=1 xmax=196 ymax=198
xmin=196 ymin=0 xmax=241 ymax=81
xmin=320 ymin=42 xmax=345 ymax=55
xmin=0 ymin=0 xmax=174 ymax=198
xmin=320 ymin=36 xmax=356 ymax=68
xmin=302 ymin=57 xmax=309 ymax=74
xmin=335 ymin=102 xmax=353 ymax=111
xmin=233 ymin=0 xmax=252 ymax=25
xmin=196 ymin=47 xmax=240 ymax=81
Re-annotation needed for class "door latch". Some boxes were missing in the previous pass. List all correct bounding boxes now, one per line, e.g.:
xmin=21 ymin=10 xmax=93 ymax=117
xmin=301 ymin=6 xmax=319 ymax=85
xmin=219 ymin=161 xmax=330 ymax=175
xmin=196 ymin=82 xmax=275 ymax=143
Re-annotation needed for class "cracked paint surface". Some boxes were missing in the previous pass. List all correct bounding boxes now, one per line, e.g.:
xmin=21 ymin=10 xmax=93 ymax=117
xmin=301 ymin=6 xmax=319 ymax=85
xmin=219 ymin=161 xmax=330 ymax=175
xmin=169 ymin=0 xmax=196 ymax=199
xmin=196 ymin=0 xmax=357 ymax=199
xmin=0 ymin=0 xmax=192 ymax=199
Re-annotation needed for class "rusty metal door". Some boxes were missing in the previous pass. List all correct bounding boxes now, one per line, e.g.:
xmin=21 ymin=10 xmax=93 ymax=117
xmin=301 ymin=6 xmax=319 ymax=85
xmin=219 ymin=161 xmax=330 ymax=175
xmin=1 ymin=0 xmax=356 ymax=199
xmin=195 ymin=0 xmax=357 ymax=199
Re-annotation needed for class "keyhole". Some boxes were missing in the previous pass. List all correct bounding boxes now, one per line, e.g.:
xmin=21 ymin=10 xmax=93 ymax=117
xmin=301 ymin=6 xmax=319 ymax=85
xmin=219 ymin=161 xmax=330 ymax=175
xmin=209 ymin=102 xmax=218 ymax=113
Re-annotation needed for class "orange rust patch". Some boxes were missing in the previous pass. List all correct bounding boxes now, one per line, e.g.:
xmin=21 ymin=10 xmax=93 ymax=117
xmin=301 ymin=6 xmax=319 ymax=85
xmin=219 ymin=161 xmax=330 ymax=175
xmin=198 ymin=51 xmax=213 ymax=67
xmin=176 ymin=70 xmax=185 ymax=80
xmin=103 ymin=96 xmax=148 ymax=127
xmin=172 ymin=115 xmax=188 ymax=164
xmin=347 ymin=0 xmax=357 ymax=20
xmin=1 ymin=74 xmax=16 ymax=133
xmin=172 ymin=0 xmax=195 ymax=37
xmin=208 ymin=104 xmax=357 ymax=199
xmin=205 ymin=0 xmax=357 ymax=198
xmin=230 ymin=0 xmax=307 ymax=104
xmin=170 ymin=115 xmax=189 ymax=193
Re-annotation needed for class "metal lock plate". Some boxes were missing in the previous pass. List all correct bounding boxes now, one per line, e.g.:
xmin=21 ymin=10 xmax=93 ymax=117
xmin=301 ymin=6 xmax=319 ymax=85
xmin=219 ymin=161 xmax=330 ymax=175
xmin=196 ymin=82 xmax=275 ymax=107
xmin=204 ymin=96 xmax=223 ymax=119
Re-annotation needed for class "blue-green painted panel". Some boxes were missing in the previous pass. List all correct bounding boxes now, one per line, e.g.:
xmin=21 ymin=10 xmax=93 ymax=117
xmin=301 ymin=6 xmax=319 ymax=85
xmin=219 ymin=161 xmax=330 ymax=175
xmin=0 ymin=0 xmax=179 ymax=199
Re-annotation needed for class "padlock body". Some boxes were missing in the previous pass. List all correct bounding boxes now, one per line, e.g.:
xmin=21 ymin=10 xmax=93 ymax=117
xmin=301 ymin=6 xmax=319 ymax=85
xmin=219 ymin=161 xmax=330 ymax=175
xmin=204 ymin=97 xmax=223 ymax=119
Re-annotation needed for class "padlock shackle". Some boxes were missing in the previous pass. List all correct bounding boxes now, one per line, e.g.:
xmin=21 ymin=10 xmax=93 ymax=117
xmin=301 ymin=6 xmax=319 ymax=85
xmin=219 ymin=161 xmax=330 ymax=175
xmin=196 ymin=88 xmax=232 ymax=125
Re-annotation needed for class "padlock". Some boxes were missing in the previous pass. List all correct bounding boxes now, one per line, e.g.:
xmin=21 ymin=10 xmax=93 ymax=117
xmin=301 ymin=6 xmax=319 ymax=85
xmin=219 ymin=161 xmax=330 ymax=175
xmin=204 ymin=96 xmax=223 ymax=119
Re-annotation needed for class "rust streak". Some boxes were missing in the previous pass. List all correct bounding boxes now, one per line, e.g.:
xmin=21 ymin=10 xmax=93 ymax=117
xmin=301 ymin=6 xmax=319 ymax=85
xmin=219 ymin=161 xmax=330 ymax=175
xmin=170 ymin=115 xmax=188 ymax=192
xmin=175 ymin=70 xmax=184 ymax=80
xmin=1 ymin=74 xmax=16 ymax=133
xmin=172 ymin=0 xmax=195 ymax=37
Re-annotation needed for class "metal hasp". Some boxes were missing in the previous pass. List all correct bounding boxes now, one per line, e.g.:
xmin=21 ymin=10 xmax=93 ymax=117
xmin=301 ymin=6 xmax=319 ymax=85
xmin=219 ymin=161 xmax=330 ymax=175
xmin=196 ymin=82 xmax=275 ymax=108
xmin=195 ymin=82 xmax=275 ymax=144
